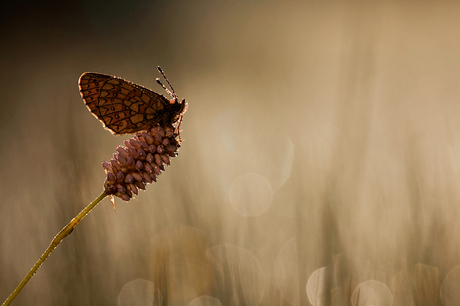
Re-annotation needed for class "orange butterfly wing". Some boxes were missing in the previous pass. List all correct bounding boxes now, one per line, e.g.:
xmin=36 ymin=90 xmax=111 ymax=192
xmin=79 ymin=73 xmax=171 ymax=134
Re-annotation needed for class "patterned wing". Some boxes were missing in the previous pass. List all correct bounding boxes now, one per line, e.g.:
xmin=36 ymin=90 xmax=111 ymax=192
xmin=79 ymin=73 xmax=170 ymax=134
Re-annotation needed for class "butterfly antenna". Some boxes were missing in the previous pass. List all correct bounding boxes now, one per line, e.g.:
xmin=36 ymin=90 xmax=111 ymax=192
xmin=156 ymin=78 xmax=175 ymax=99
xmin=157 ymin=66 xmax=178 ymax=100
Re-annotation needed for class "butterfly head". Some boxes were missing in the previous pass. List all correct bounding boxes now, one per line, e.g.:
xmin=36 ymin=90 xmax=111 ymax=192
xmin=170 ymin=98 xmax=188 ymax=123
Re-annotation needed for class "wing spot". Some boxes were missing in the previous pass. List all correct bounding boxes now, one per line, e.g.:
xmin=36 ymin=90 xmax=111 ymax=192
xmin=131 ymin=114 xmax=144 ymax=124
xmin=102 ymin=84 xmax=115 ymax=90
xmin=130 ymin=103 xmax=141 ymax=112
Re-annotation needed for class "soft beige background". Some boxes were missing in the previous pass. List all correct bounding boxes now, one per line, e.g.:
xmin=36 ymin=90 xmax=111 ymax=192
xmin=1 ymin=0 xmax=460 ymax=305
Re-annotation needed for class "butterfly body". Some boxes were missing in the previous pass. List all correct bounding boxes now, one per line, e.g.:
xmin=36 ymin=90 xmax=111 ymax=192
xmin=79 ymin=72 xmax=187 ymax=134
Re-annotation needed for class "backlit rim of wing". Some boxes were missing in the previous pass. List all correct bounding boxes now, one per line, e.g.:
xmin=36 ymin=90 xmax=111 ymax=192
xmin=78 ymin=72 xmax=171 ymax=134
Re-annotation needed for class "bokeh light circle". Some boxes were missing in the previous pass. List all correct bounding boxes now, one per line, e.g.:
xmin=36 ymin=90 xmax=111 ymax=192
xmin=229 ymin=173 xmax=273 ymax=216
xmin=118 ymin=279 xmax=156 ymax=306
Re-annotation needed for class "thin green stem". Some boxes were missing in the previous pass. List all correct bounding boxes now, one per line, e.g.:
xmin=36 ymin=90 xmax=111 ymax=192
xmin=2 ymin=192 xmax=108 ymax=306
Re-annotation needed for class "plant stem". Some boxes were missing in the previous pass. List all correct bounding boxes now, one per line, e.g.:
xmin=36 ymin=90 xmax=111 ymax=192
xmin=2 ymin=192 xmax=108 ymax=306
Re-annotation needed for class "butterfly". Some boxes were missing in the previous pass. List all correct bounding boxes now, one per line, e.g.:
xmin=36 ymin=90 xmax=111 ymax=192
xmin=78 ymin=67 xmax=187 ymax=135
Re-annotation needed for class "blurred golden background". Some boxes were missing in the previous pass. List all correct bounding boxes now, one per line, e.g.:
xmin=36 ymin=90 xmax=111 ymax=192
xmin=2 ymin=0 xmax=460 ymax=305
